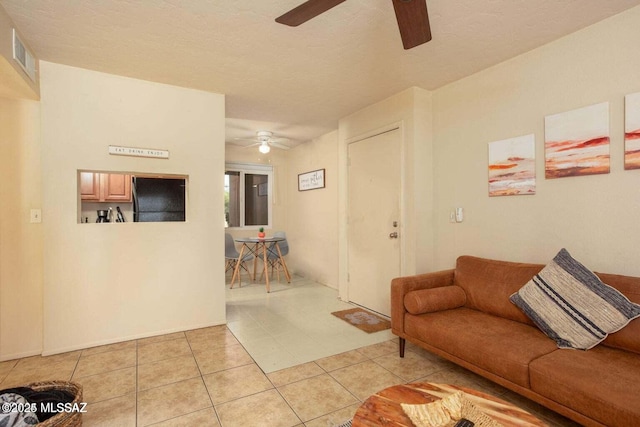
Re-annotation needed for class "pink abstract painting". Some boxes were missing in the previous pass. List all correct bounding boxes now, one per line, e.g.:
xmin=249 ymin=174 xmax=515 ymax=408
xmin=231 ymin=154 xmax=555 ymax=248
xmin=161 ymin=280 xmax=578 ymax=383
xmin=544 ymin=102 xmax=610 ymax=179
xmin=488 ymin=134 xmax=536 ymax=197
xmin=625 ymin=92 xmax=640 ymax=170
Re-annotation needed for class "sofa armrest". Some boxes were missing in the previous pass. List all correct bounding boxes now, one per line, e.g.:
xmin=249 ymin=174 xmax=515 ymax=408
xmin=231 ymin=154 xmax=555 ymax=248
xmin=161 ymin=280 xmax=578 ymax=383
xmin=391 ymin=269 xmax=455 ymax=336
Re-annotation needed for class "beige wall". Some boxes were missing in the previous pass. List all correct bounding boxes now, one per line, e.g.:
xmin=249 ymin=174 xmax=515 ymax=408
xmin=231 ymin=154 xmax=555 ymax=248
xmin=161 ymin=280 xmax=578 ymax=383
xmin=40 ymin=62 xmax=226 ymax=354
xmin=0 ymin=97 xmax=43 ymax=360
xmin=286 ymin=130 xmax=339 ymax=288
xmin=431 ymin=6 xmax=640 ymax=275
xmin=337 ymin=87 xmax=434 ymax=299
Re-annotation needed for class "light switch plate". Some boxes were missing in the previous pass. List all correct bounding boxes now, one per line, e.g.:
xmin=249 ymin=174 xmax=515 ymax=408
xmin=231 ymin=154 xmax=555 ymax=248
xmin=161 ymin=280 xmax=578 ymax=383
xmin=30 ymin=209 xmax=42 ymax=223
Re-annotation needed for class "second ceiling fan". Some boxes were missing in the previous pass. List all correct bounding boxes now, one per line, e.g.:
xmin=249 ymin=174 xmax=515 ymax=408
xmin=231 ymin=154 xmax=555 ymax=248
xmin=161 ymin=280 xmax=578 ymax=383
xmin=275 ymin=0 xmax=431 ymax=50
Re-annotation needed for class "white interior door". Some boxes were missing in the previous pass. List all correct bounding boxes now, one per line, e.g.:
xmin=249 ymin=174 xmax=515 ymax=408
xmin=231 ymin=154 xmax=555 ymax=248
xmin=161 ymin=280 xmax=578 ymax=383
xmin=347 ymin=128 xmax=401 ymax=317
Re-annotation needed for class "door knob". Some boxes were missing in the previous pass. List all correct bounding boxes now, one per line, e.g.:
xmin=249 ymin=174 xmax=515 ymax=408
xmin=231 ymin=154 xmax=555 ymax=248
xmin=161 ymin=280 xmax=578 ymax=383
xmin=389 ymin=232 xmax=398 ymax=239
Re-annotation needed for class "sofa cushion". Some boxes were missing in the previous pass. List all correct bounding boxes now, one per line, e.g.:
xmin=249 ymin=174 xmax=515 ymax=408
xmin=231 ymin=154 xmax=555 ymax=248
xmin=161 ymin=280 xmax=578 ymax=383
xmin=510 ymin=248 xmax=640 ymax=350
xmin=404 ymin=308 xmax=557 ymax=388
xmin=453 ymin=256 xmax=542 ymax=325
xmin=404 ymin=286 xmax=466 ymax=315
xmin=530 ymin=345 xmax=640 ymax=427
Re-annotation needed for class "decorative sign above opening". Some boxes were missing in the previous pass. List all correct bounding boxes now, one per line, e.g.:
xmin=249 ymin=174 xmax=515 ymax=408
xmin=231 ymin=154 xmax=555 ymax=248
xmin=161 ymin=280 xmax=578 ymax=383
xmin=108 ymin=145 xmax=169 ymax=159
xmin=298 ymin=169 xmax=325 ymax=191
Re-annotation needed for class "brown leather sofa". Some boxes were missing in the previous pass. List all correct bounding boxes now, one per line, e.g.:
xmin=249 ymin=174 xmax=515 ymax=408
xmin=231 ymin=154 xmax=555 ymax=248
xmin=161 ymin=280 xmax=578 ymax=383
xmin=391 ymin=255 xmax=640 ymax=427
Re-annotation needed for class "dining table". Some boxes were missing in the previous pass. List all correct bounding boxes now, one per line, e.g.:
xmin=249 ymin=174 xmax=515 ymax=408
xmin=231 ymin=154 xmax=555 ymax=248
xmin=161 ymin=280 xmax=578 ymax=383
xmin=230 ymin=236 xmax=291 ymax=292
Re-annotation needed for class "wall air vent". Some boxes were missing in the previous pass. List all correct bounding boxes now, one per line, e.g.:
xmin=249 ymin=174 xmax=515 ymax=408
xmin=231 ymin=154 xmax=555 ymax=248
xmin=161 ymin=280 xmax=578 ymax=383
xmin=12 ymin=28 xmax=37 ymax=82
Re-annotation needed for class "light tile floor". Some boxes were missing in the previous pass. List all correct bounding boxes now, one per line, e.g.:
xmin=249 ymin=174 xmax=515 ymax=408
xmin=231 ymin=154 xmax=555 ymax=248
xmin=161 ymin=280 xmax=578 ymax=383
xmin=225 ymin=275 xmax=395 ymax=373
xmin=0 ymin=276 xmax=580 ymax=426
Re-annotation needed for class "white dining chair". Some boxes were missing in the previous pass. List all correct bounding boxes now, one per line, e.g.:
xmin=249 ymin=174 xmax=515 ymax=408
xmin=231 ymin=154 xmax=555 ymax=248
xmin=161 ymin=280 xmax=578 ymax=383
xmin=225 ymin=232 xmax=253 ymax=285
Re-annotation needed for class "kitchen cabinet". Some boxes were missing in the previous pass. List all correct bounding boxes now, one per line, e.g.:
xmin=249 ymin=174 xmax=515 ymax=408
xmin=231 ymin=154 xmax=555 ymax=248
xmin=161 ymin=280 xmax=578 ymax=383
xmin=80 ymin=172 xmax=100 ymax=201
xmin=80 ymin=172 xmax=132 ymax=202
xmin=102 ymin=173 xmax=132 ymax=201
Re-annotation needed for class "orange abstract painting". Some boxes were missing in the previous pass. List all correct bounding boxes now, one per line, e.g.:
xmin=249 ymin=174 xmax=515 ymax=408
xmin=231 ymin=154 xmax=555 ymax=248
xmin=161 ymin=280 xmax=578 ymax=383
xmin=488 ymin=134 xmax=536 ymax=196
xmin=544 ymin=102 xmax=610 ymax=179
xmin=625 ymin=92 xmax=640 ymax=170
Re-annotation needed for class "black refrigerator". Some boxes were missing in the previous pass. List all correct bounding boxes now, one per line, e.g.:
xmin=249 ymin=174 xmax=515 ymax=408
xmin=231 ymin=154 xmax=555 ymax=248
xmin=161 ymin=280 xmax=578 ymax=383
xmin=132 ymin=177 xmax=186 ymax=222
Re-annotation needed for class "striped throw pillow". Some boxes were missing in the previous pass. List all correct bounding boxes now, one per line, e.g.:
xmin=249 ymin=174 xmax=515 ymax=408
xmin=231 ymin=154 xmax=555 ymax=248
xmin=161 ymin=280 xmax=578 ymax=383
xmin=510 ymin=248 xmax=640 ymax=350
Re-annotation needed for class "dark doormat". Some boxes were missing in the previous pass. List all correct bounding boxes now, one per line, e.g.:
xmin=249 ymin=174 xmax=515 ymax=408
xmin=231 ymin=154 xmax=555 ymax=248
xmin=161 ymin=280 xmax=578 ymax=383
xmin=331 ymin=307 xmax=391 ymax=333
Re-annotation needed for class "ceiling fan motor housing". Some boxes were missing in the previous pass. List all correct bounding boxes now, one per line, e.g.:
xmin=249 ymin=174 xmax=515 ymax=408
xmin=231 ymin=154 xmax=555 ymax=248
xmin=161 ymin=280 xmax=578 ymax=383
xmin=256 ymin=130 xmax=273 ymax=142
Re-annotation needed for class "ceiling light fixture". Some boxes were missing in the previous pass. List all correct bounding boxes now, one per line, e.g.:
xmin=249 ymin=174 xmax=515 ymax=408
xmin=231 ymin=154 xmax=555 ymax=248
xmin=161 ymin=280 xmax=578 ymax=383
xmin=259 ymin=142 xmax=271 ymax=154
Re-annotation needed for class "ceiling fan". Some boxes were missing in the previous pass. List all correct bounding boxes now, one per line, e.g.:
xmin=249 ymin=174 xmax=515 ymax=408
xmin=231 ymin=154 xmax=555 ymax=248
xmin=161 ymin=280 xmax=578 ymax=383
xmin=235 ymin=131 xmax=291 ymax=153
xmin=275 ymin=0 xmax=431 ymax=50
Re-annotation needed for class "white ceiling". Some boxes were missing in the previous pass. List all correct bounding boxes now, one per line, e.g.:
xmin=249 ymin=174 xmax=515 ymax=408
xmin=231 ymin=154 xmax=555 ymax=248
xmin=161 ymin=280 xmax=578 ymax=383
xmin=2 ymin=0 xmax=640 ymax=145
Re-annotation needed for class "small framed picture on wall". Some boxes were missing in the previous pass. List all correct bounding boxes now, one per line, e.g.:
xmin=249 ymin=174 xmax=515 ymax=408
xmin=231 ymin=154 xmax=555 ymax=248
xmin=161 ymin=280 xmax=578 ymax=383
xmin=298 ymin=169 xmax=325 ymax=191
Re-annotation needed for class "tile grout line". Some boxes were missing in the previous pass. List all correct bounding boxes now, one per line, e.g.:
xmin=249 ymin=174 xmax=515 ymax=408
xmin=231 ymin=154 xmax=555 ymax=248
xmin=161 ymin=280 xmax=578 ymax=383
xmin=184 ymin=333 xmax=223 ymax=427
xmin=135 ymin=339 xmax=139 ymax=427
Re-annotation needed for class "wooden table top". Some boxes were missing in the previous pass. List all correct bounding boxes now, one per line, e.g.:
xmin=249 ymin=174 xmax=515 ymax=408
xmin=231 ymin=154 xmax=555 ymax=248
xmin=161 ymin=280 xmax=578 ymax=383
xmin=352 ymin=382 xmax=547 ymax=427
xmin=234 ymin=236 xmax=284 ymax=243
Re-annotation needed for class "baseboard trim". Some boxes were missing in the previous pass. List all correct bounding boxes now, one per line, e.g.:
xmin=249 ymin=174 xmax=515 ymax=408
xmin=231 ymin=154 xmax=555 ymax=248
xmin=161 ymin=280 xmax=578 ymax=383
xmin=41 ymin=319 xmax=226 ymax=356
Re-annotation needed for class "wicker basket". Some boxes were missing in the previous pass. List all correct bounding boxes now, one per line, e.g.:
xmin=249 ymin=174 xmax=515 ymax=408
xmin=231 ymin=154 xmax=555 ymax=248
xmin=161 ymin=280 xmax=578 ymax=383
xmin=27 ymin=381 xmax=83 ymax=427
xmin=402 ymin=391 xmax=502 ymax=427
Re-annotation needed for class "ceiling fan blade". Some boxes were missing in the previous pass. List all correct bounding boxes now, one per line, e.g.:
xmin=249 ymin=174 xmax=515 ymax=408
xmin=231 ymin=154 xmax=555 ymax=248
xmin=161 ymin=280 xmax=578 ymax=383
xmin=270 ymin=141 xmax=291 ymax=150
xmin=271 ymin=137 xmax=291 ymax=144
xmin=276 ymin=0 xmax=347 ymax=26
xmin=392 ymin=0 xmax=432 ymax=50
xmin=241 ymin=142 xmax=261 ymax=148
